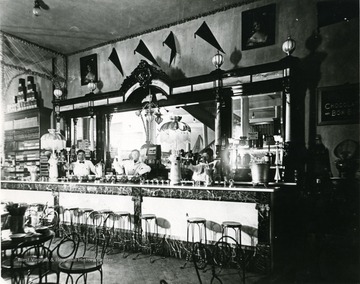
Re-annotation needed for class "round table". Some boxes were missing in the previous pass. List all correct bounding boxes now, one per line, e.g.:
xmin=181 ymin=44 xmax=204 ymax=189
xmin=1 ymin=229 xmax=55 ymax=250
xmin=1 ymin=229 xmax=55 ymax=283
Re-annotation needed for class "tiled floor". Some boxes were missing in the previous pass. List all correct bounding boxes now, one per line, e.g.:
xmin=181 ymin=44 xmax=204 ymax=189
xmin=2 ymin=235 xmax=359 ymax=283
xmin=1 ymin=238 xmax=267 ymax=284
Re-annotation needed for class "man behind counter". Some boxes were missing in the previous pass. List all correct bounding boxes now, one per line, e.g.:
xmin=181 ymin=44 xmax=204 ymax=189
xmin=113 ymin=149 xmax=151 ymax=176
xmin=67 ymin=149 xmax=96 ymax=176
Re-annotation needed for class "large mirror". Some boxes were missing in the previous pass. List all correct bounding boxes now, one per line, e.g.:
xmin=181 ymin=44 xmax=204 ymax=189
xmin=232 ymin=92 xmax=283 ymax=140
xmin=70 ymin=116 xmax=97 ymax=159
xmin=109 ymin=103 xmax=216 ymax=164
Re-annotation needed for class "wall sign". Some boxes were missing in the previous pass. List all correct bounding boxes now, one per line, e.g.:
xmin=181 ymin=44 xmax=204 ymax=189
xmin=317 ymin=83 xmax=359 ymax=125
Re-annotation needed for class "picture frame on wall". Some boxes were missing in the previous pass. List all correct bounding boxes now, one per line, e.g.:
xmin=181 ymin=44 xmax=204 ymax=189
xmin=317 ymin=83 xmax=359 ymax=125
xmin=80 ymin=54 xmax=98 ymax=86
xmin=242 ymin=4 xmax=276 ymax=50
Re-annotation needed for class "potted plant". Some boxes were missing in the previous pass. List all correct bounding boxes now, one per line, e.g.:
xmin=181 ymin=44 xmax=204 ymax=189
xmin=5 ymin=202 xmax=28 ymax=234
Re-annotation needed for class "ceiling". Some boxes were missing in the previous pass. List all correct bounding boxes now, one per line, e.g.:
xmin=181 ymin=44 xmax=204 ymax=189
xmin=0 ymin=0 xmax=248 ymax=55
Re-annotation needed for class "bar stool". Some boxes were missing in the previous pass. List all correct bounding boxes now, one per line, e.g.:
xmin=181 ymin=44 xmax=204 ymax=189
xmin=221 ymin=221 xmax=242 ymax=246
xmin=98 ymin=209 xmax=113 ymax=231
xmin=187 ymin=217 xmax=207 ymax=244
xmin=220 ymin=221 xmax=245 ymax=282
xmin=133 ymin=214 xmax=157 ymax=261
xmin=105 ymin=211 xmax=132 ymax=257
xmin=181 ymin=217 xmax=207 ymax=269
xmin=60 ymin=207 xmax=76 ymax=237
xmin=75 ymin=208 xmax=94 ymax=248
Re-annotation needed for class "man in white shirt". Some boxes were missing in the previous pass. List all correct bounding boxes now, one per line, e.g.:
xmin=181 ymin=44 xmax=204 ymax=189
xmin=113 ymin=149 xmax=151 ymax=176
xmin=70 ymin=149 xmax=96 ymax=176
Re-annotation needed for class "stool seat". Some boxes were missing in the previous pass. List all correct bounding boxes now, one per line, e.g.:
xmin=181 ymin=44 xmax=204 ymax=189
xmin=78 ymin=208 xmax=93 ymax=213
xmin=187 ymin=217 xmax=206 ymax=223
xmin=67 ymin=207 xmax=79 ymax=211
xmin=222 ymin=221 xmax=242 ymax=228
xmin=141 ymin=214 xmax=156 ymax=220
xmin=114 ymin=211 xmax=130 ymax=216
xmin=99 ymin=209 xmax=113 ymax=214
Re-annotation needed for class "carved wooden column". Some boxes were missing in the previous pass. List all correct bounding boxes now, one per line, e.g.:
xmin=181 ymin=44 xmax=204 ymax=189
xmin=214 ymin=73 xmax=223 ymax=158
xmin=240 ymin=96 xmax=249 ymax=138
xmin=105 ymin=114 xmax=112 ymax=172
xmin=95 ymin=114 xmax=105 ymax=163
xmin=64 ymin=117 xmax=71 ymax=147
xmin=88 ymin=101 xmax=95 ymax=161
xmin=73 ymin=118 xmax=78 ymax=147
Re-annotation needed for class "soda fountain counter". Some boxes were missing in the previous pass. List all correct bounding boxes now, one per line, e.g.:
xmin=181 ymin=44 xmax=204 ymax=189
xmin=1 ymin=179 xmax=298 ymax=274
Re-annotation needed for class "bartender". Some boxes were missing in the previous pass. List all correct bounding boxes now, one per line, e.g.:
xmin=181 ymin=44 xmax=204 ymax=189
xmin=68 ymin=149 xmax=96 ymax=176
xmin=113 ymin=149 xmax=151 ymax=176
xmin=186 ymin=148 xmax=217 ymax=182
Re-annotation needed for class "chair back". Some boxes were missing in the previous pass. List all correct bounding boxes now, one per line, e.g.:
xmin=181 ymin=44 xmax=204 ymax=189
xmin=192 ymin=235 xmax=244 ymax=284
xmin=51 ymin=232 xmax=81 ymax=261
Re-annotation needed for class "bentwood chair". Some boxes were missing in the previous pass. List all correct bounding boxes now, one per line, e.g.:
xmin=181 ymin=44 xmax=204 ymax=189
xmin=58 ymin=232 xmax=110 ymax=284
xmin=192 ymin=235 xmax=245 ymax=284
xmin=1 ymin=237 xmax=56 ymax=284
xmin=19 ymin=232 xmax=81 ymax=284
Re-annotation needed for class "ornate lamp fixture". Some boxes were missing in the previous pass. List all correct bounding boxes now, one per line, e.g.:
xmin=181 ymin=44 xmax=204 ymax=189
xmin=282 ymin=36 xmax=296 ymax=56
xmin=41 ymin=129 xmax=66 ymax=181
xmin=41 ymin=129 xmax=66 ymax=153
xmin=136 ymin=92 xmax=167 ymax=124
xmin=136 ymin=91 xmax=167 ymax=144
xmin=159 ymin=116 xmax=191 ymax=152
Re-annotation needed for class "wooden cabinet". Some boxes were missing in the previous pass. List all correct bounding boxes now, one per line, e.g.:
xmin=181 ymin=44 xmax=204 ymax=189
xmin=3 ymin=108 xmax=52 ymax=178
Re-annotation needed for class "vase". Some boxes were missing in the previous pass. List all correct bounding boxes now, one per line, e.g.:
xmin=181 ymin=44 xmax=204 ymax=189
xmin=9 ymin=215 xmax=25 ymax=234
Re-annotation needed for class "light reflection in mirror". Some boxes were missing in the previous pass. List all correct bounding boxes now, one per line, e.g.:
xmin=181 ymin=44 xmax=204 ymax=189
xmin=232 ymin=92 xmax=283 ymax=139
xmin=109 ymin=105 xmax=215 ymax=160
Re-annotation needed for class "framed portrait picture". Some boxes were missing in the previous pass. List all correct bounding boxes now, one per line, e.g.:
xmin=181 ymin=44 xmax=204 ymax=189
xmin=242 ymin=4 xmax=276 ymax=50
xmin=317 ymin=83 xmax=359 ymax=125
xmin=80 ymin=54 xmax=98 ymax=86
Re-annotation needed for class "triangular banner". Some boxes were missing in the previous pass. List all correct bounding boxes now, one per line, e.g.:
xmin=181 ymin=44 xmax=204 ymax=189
xmin=108 ymin=48 xmax=124 ymax=76
xmin=194 ymin=21 xmax=225 ymax=53
xmin=163 ymin=31 xmax=177 ymax=66
xmin=134 ymin=40 xmax=159 ymax=67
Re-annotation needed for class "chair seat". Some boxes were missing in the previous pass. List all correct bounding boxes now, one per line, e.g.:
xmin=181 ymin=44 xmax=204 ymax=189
xmin=58 ymin=257 xmax=103 ymax=274
xmin=1 ymin=258 xmax=26 ymax=270
xmin=187 ymin=217 xmax=206 ymax=223
xmin=222 ymin=221 xmax=242 ymax=228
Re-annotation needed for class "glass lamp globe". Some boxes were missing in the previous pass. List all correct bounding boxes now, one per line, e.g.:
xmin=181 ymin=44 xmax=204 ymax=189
xmin=33 ymin=0 xmax=41 ymax=16
xmin=53 ymin=88 xmax=63 ymax=100
xmin=212 ymin=51 xmax=224 ymax=69
xmin=88 ymin=81 xmax=97 ymax=93
xmin=282 ymin=36 xmax=296 ymax=56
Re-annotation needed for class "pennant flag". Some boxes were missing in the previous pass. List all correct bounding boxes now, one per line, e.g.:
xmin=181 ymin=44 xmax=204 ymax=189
xmin=108 ymin=48 xmax=124 ymax=76
xmin=163 ymin=31 xmax=177 ymax=66
xmin=194 ymin=21 xmax=225 ymax=53
xmin=134 ymin=40 xmax=159 ymax=67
